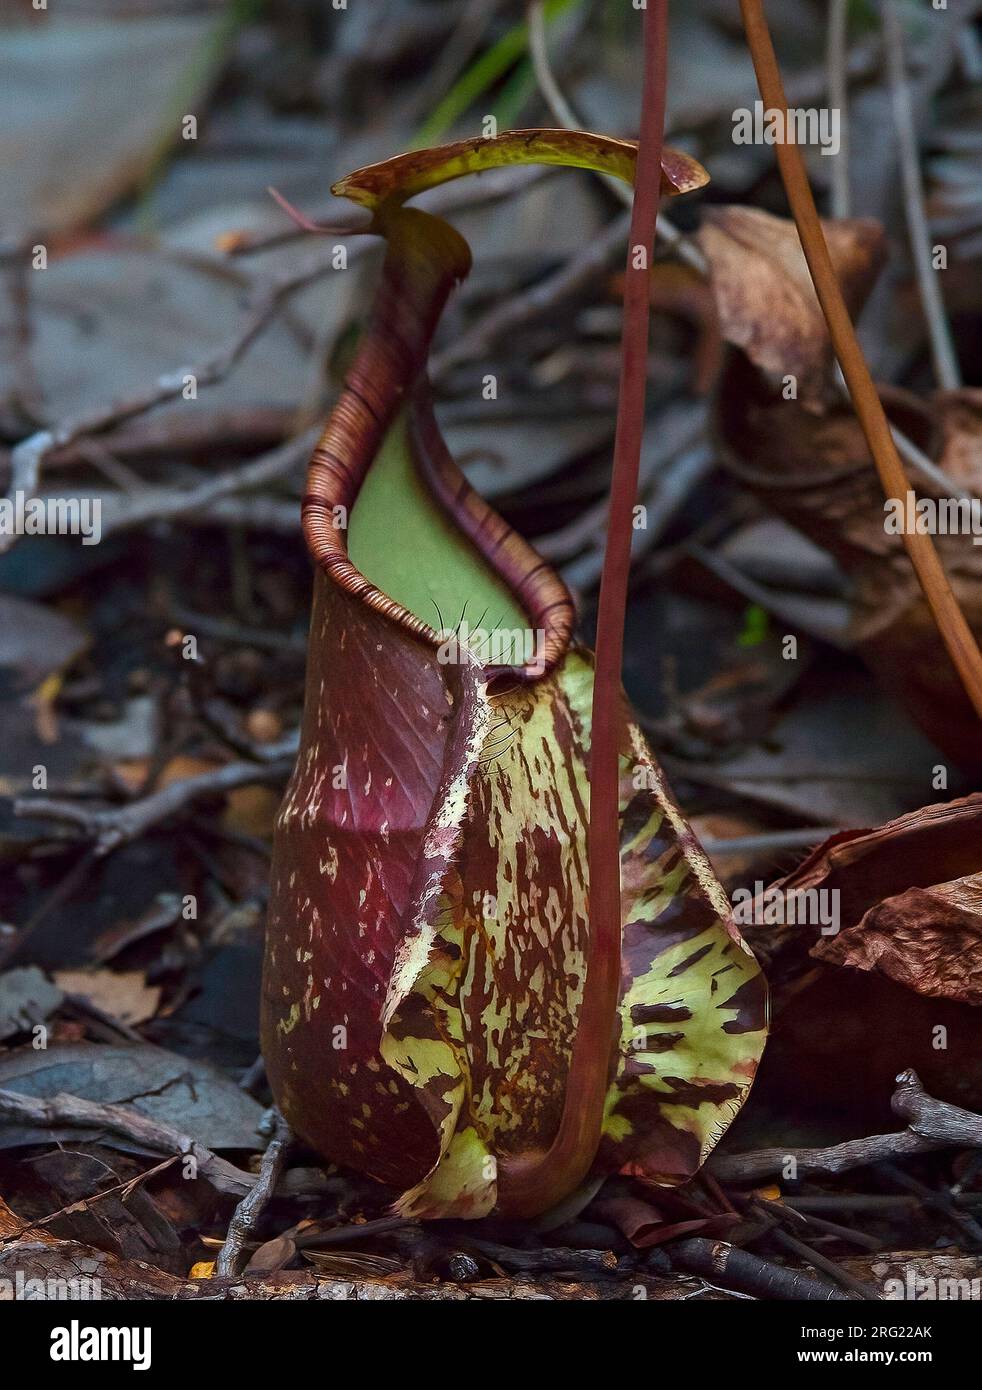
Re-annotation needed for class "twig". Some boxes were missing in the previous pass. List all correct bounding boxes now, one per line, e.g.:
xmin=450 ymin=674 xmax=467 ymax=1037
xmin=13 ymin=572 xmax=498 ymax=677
xmin=688 ymin=541 xmax=850 ymax=647
xmin=786 ymin=1195 xmax=918 ymax=1214
xmin=527 ymin=0 xmax=581 ymax=133
xmin=711 ymin=1069 xmax=982 ymax=1182
xmin=890 ymin=415 xmax=972 ymax=499
xmin=750 ymin=1202 xmax=881 ymax=1298
xmin=878 ymin=1162 xmax=982 ymax=1247
xmin=713 ymin=1132 xmax=943 ymax=1185
xmin=670 ymin=1236 xmax=851 ymax=1300
xmin=40 ymin=405 xmax=297 ymax=470
xmin=463 ymin=1237 xmax=619 ymax=1278
xmin=881 ymin=0 xmax=962 ymax=390
xmin=227 ymin=163 xmax=547 ymax=257
xmin=892 ymin=1067 xmax=982 ymax=1147
xmin=826 ymin=0 xmax=851 ymax=219
xmin=1 ymin=244 xmax=357 ymax=544
xmin=430 ymin=208 xmax=632 ymax=380
xmin=216 ymin=1110 xmax=294 ymax=1277
xmin=767 ymin=1225 xmax=880 ymax=1299
xmin=780 ymin=1207 xmax=882 ymax=1252
xmin=14 ymin=757 xmax=293 ymax=855
xmin=192 ymin=494 xmax=301 ymax=533
xmin=168 ymin=607 xmax=306 ymax=656
xmin=0 ymin=1156 xmax=179 ymax=1246
xmin=537 ymin=403 xmax=705 ymax=561
xmin=296 ymin=1217 xmax=410 ymax=1249
xmin=559 ymin=445 xmax=713 ymax=590
xmin=526 ymin=0 xmax=706 ymax=275
xmin=97 ymin=427 xmax=320 ymax=538
xmin=701 ymin=827 xmax=841 ymax=857
xmin=61 ymin=990 xmax=146 ymax=1045
xmin=0 ymin=1088 xmax=257 ymax=1199
xmin=739 ymin=0 xmax=982 ymax=719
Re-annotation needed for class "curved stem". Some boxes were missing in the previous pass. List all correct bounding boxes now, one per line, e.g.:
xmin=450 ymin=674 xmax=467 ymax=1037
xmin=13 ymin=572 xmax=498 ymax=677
xmin=739 ymin=0 xmax=982 ymax=722
xmin=496 ymin=0 xmax=668 ymax=1219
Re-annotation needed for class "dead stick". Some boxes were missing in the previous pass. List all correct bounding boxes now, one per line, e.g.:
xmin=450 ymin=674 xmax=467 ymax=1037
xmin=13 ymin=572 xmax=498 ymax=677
xmin=14 ymin=757 xmax=293 ymax=855
xmin=892 ymin=1067 xmax=982 ymax=1145
xmin=712 ymin=1069 xmax=982 ymax=1183
xmin=1 ymin=244 xmax=353 ymax=536
xmin=0 ymin=1156 xmax=178 ymax=1246
xmin=878 ymin=1161 xmax=982 ymax=1246
xmin=97 ymin=427 xmax=319 ymax=538
xmin=764 ymin=1224 xmax=881 ymax=1300
xmin=671 ymin=1237 xmax=851 ymax=1301
xmin=216 ymin=1111 xmax=294 ymax=1277
xmin=0 ymin=1088 xmax=257 ymax=1199
xmin=462 ymin=1237 xmax=618 ymax=1278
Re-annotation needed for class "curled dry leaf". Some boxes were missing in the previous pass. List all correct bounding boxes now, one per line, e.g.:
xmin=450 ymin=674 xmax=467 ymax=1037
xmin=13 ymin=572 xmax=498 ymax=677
xmin=746 ymin=794 xmax=982 ymax=1120
xmin=759 ymin=792 xmax=982 ymax=956
xmin=594 ymin=1192 xmax=737 ymax=1249
xmin=262 ymin=131 xmax=766 ymax=1221
xmin=699 ymin=206 xmax=886 ymax=406
xmin=701 ymin=206 xmax=982 ymax=768
xmin=814 ymin=873 xmax=982 ymax=1006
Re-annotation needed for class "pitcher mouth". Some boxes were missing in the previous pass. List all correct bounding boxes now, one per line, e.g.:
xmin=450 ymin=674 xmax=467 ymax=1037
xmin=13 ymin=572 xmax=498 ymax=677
xmin=301 ymin=129 xmax=710 ymax=686
xmin=300 ymin=383 xmax=573 ymax=686
xmin=303 ymin=381 xmax=576 ymax=685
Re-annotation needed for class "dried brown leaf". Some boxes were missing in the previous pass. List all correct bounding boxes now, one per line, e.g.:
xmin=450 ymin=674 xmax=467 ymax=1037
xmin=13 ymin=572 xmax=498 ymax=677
xmin=813 ymin=873 xmax=982 ymax=1006
xmin=704 ymin=209 xmax=982 ymax=767
xmin=699 ymin=205 xmax=885 ymax=404
xmin=54 ymin=969 xmax=161 ymax=1027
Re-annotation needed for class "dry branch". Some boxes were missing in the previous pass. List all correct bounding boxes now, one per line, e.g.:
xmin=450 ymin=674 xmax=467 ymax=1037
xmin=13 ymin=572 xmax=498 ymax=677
xmin=14 ymin=757 xmax=294 ymax=855
xmin=1 ymin=245 xmax=352 ymax=537
xmin=216 ymin=1111 xmax=294 ymax=1277
xmin=711 ymin=1069 xmax=982 ymax=1183
xmin=0 ymin=1087 xmax=257 ymax=1198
